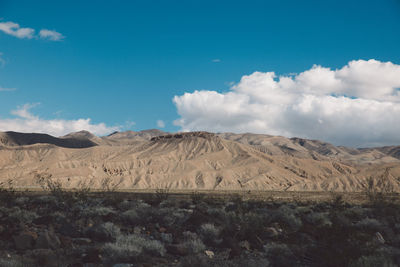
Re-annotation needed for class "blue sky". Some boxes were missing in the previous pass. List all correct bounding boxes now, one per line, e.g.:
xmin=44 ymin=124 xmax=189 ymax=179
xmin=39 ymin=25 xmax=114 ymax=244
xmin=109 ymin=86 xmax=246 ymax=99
xmin=1 ymin=0 xmax=400 ymax=146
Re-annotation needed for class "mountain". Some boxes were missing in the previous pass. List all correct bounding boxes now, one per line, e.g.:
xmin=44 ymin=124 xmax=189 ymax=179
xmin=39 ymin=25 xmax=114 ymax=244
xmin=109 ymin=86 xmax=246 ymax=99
xmin=107 ymin=129 xmax=167 ymax=140
xmin=218 ymin=132 xmax=398 ymax=164
xmin=0 ymin=130 xmax=399 ymax=192
xmin=99 ymin=129 xmax=167 ymax=145
xmin=0 ymin=131 xmax=97 ymax=148
xmin=62 ymin=130 xmax=97 ymax=140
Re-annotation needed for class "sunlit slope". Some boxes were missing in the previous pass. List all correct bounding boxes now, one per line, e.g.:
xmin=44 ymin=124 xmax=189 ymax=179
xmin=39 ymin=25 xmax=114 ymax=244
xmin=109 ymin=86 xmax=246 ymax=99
xmin=1 ymin=131 xmax=399 ymax=191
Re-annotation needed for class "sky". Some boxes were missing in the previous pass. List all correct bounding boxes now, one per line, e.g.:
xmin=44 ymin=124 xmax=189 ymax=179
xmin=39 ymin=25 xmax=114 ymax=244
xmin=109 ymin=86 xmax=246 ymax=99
xmin=0 ymin=0 xmax=400 ymax=147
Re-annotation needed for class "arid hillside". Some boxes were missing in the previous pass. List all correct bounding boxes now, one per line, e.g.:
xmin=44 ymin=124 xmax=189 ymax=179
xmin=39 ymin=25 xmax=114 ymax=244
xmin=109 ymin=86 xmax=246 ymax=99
xmin=1 ymin=130 xmax=400 ymax=192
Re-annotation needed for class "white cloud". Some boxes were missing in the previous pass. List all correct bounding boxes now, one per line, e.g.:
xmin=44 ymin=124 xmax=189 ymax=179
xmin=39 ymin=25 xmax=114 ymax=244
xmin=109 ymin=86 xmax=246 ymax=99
xmin=0 ymin=86 xmax=16 ymax=91
xmin=0 ymin=21 xmax=64 ymax=41
xmin=0 ymin=104 xmax=120 ymax=136
xmin=10 ymin=103 xmax=38 ymax=119
xmin=39 ymin=29 xmax=64 ymax=41
xmin=173 ymin=59 xmax=400 ymax=147
xmin=124 ymin=120 xmax=136 ymax=129
xmin=0 ymin=21 xmax=35 ymax=39
xmin=157 ymin=120 xmax=165 ymax=128
xmin=212 ymin=59 xmax=221 ymax=63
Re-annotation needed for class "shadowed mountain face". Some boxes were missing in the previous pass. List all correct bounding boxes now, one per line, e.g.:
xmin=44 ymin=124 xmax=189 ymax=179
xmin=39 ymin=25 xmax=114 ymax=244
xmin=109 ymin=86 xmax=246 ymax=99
xmin=374 ymin=146 xmax=400 ymax=160
xmin=0 ymin=131 xmax=97 ymax=148
xmin=1 ymin=130 xmax=400 ymax=192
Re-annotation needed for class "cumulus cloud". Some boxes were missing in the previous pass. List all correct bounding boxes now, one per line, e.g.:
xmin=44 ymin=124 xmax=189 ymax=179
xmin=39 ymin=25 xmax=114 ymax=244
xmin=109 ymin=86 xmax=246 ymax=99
xmin=173 ymin=59 xmax=400 ymax=147
xmin=157 ymin=120 xmax=165 ymax=128
xmin=0 ymin=21 xmax=64 ymax=41
xmin=0 ymin=104 xmax=120 ymax=136
xmin=212 ymin=59 xmax=221 ymax=63
xmin=39 ymin=29 xmax=64 ymax=41
xmin=0 ymin=21 xmax=35 ymax=39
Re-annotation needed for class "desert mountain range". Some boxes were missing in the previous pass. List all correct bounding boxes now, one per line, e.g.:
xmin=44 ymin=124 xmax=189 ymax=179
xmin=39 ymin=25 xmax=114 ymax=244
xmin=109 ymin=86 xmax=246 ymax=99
xmin=1 ymin=130 xmax=400 ymax=192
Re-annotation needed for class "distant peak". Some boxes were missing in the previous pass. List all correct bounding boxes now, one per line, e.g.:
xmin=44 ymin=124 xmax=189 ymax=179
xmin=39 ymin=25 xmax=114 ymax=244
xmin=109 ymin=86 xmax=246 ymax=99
xmin=63 ymin=130 xmax=95 ymax=139
xmin=140 ymin=129 xmax=166 ymax=134
xmin=0 ymin=131 xmax=97 ymax=148
xmin=150 ymin=131 xmax=215 ymax=141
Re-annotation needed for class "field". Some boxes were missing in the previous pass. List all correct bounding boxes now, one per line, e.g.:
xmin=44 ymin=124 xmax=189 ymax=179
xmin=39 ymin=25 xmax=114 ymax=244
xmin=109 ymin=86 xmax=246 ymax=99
xmin=1 ymin=183 xmax=400 ymax=267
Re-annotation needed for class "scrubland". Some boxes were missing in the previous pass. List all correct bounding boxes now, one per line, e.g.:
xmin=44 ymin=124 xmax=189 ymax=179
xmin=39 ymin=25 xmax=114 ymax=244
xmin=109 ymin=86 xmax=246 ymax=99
xmin=0 ymin=179 xmax=400 ymax=267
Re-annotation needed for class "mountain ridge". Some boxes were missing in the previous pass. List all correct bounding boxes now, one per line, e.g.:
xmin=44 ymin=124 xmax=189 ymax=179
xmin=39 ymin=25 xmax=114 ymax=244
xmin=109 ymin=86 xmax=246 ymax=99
xmin=1 ymin=130 xmax=399 ymax=192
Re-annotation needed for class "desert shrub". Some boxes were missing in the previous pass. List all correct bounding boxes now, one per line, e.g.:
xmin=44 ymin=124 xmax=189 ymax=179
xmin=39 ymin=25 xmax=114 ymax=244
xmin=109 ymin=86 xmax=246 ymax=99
xmin=140 ymin=238 xmax=166 ymax=256
xmin=181 ymin=231 xmax=206 ymax=254
xmin=264 ymin=242 xmax=296 ymax=266
xmin=350 ymin=253 xmax=396 ymax=267
xmin=215 ymin=208 xmax=268 ymax=249
xmin=51 ymin=211 xmax=67 ymax=223
xmin=342 ymin=206 xmax=369 ymax=221
xmin=122 ymin=201 xmax=154 ymax=224
xmin=182 ymin=238 xmax=206 ymax=254
xmin=0 ymin=205 xmax=8 ymax=214
xmin=330 ymin=211 xmax=353 ymax=228
xmin=305 ymin=212 xmax=332 ymax=228
xmin=394 ymin=223 xmax=400 ymax=233
xmin=14 ymin=196 xmax=29 ymax=206
xmin=103 ymin=235 xmax=142 ymax=261
xmin=103 ymin=222 xmax=121 ymax=237
xmin=224 ymin=201 xmax=238 ymax=212
xmin=32 ymin=195 xmax=57 ymax=205
xmin=35 ymin=173 xmax=67 ymax=201
xmin=183 ymin=231 xmax=199 ymax=240
xmin=178 ymin=199 xmax=194 ymax=209
xmin=160 ymin=233 xmax=173 ymax=244
xmin=331 ymin=193 xmax=346 ymax=209
xmin=35 ymin=173 xmax=93 ymax=205
xmin=8 ymin=207 xmax=38 ymax=223
xmin=159 ymin=198 xmax=179 ymax=208
xmin=207 ymin=206 xmax=229 ymax=219
xmin=178 ymin=254 xmax=211 ymax=267
xmin=273 ymin=204 xmax=302 ymax=232
xmin=152 ymin=186 xmax=171 ymax=204
xmin=122 ymin=209 xmax=140 ymax=224
xmin=80 ymin=206 xmax=115 ymax=218
xmin=86 ymin=222 xmax=121 ymax=242
xmin=362 ymin=169 xmax=395 ymax=206
xmin=178 ymin=253 xmax=270 ymax=267
xmin=118 ymin=200 xmax=133 ymax=211
xmin=233 ymin=255 xmax=270 ymax=267
xmin=118 ymin=199 xmax=148 ymax=210
xmin=134 ymin=200 xmax=152 ymax=210
xmin=0 ymin=258 xmax=31 ymax=267
xmin=296 ymin=205 xmax=312 ymax=214
xmin=355 ymin=218 xmax=382 ymax=231
xmin=159 ymin=208 xmax=190 ymax=227
xmin=237 ymin=212 xmax=267 ymax=247
xmin=103 ymin=233 xmax=165 ymax=262
xmin=71 ymin=179 xmax=94 ymax=202
xmin=199 ymin=223 xmax=221 ymax=245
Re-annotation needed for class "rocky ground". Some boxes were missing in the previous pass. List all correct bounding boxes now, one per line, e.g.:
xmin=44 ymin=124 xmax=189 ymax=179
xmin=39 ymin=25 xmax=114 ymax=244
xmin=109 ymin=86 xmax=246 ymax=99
xmin=0 ymin=188 xmax=400 ymax=267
